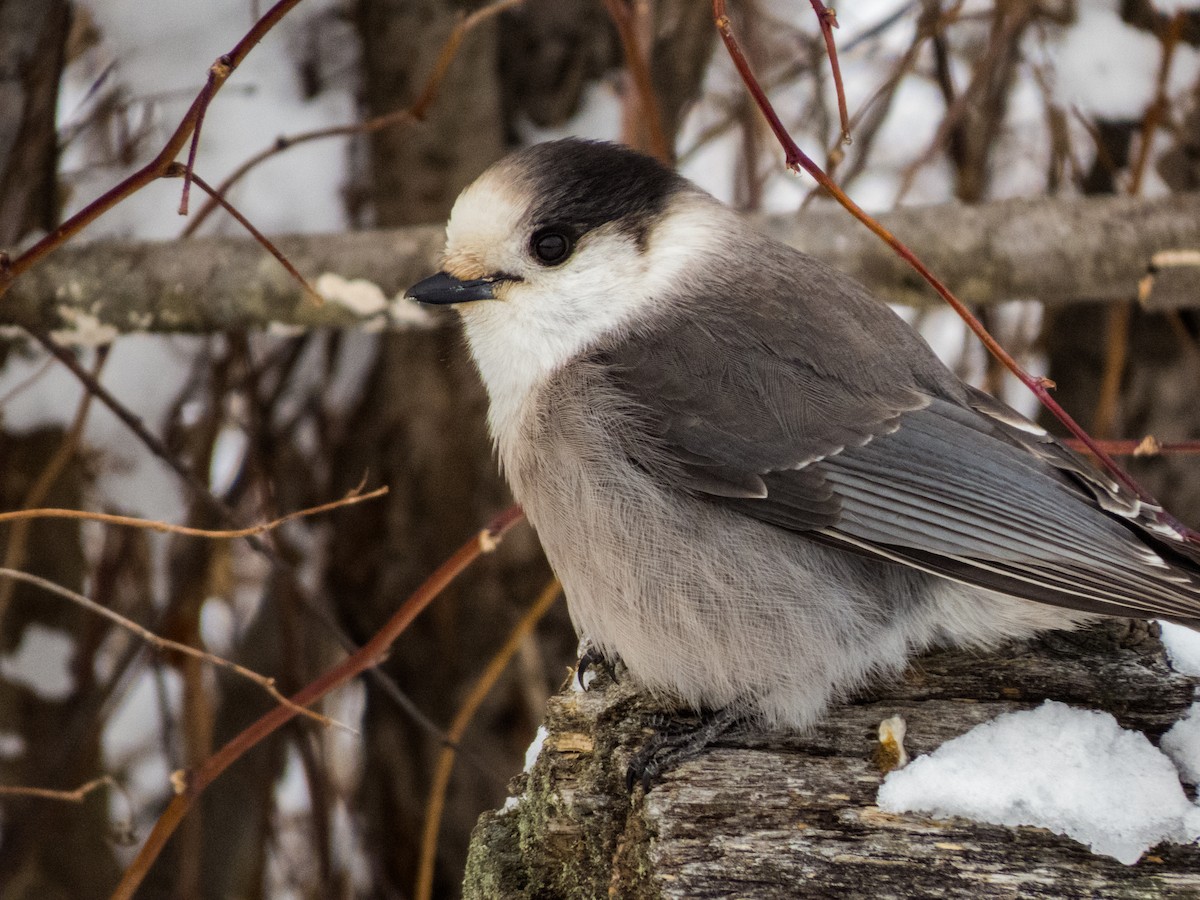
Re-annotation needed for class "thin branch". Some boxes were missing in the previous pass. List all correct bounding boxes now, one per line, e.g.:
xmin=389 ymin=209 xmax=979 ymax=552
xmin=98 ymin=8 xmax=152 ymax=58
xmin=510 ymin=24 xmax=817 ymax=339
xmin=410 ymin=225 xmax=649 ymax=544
xmin=415 ymin=577 xmax=563 ymax=900
xmin=0 ymin=567 xmax=348 ymax=732
xmin=25 ymin=327 xmax=233 ymax=510
xmin=178 ymin=55 xmax=233 ymax=215
xmin=183 ymin=0 xmax=524 ymax=235
xmin=0 ymin=774 xmax=116 ymax=803
xmin=178 ymin=166 xmax=324 ymax=305
xmin=109 ymin=504 xmax=526 ymax=900
xmin=808 ymin=0 xmax=850 ymax=143
xmin=0 ymin=485 xmax=388 ymax=536
xmin=0 ymin=0 xmax=307 ymax=297
xmin=1066 ymin=437 xmax=1200 ymax=457
xmin=711 ymin=0 xmax=1200 ymax=546
xmin=603 ymin=0 xmax=672 ymax=163
xmin=892 ymin=0 xmax=1031 ymax=205
xmin=1129 ymin=11 xmax=1186 ymax=196
xmin=22 ymin=330 xmax=469 ymax=772
xmin=1093 ymin=303 xmax=1132 ymax=438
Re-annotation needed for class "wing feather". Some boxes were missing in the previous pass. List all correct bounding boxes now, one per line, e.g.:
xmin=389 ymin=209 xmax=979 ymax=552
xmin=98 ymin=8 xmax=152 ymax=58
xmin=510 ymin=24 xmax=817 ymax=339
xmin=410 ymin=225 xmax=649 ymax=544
xmin=596 ymin=299 xmax=1200 ymax=625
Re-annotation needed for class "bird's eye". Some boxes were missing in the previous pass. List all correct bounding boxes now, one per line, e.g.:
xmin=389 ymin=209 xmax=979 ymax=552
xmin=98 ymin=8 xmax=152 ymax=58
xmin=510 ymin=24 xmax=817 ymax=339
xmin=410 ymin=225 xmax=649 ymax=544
xmin=530 ymin=228 xmax=573 ymax=266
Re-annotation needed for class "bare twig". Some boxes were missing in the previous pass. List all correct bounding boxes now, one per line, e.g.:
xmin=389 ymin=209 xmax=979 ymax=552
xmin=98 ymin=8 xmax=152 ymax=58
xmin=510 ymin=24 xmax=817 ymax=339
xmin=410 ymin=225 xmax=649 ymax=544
xmin=711 ymin=0 xmax=1200 ymax=546
xmin=893 ymin=0 xmax=1032 ymax=205
xmin=1129 ymin=11 xmax=1186 ymax=196
xmin=25 ymin=327 xmax=235 ymax=510
xmin=0 ymin=485 xmax=387 ymax=536
xmin=0 ymin=773 xmax=136 ymax=840
xmin=808 ymin=0 xmax=850 ymax=143
xmin=182 ymin=0 xmax=524 ymax=235
xmin=177 ymin=166 xmax=324 ymax=304
xmin=415 ymin=577 xmax=563 ymax=900
xmin=0 ymin=774 xmax=116 ymax=804
xmin=603 ymin=0 xmax=672 ymax=163
xmin=1092 ymin=14 xmax=1185 ymax=443
xmin=0 ymin=567 xmax=348 ymax=732
xmin=0 ymin=0 xmax=307 ymax=298
xmin=1066 ymin=437 xmax=1200 ymax=457
xmin=109 ymin=504 xmax=526 ymax=900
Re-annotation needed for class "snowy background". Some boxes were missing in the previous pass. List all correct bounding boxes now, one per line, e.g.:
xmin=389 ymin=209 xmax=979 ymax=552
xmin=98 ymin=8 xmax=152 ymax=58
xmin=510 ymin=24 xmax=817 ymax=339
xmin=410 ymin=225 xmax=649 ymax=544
xmin=2 ymin=0 xmax=1200 ymax=895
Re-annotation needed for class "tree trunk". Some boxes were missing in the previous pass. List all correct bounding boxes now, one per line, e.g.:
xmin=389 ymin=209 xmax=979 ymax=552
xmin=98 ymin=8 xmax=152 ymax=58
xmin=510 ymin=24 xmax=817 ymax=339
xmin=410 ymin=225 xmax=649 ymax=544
xmin=0 ymin=0 xmax=68 ymax=247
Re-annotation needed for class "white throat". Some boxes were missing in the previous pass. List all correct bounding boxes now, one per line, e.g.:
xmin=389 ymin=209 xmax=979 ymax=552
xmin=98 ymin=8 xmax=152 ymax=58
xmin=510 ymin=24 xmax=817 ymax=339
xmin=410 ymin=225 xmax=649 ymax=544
xmin=455 ymin=194 xmax=730 ymax=462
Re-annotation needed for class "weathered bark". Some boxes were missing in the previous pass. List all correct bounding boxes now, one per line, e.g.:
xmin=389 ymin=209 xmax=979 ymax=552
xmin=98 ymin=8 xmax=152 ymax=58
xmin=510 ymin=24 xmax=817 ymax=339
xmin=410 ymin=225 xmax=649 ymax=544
xmin=0 ymin=0 xmax=69 ymax=247
xmin=5 ymin=191 xmax=1200 ymax=337
xmin=464 ymin=623 xmax=1200 ymax=898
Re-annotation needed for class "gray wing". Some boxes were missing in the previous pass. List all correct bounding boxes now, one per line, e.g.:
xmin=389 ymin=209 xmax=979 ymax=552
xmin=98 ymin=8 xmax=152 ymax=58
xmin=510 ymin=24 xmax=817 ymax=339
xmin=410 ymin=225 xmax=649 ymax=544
xmin=599 ymin=309 xmax=1200 ymax=625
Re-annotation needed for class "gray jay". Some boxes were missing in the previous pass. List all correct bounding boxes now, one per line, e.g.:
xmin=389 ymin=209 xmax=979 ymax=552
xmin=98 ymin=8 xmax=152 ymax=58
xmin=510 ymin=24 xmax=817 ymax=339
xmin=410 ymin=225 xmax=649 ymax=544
xmin=407 ymin=139 xmax=1200 ymax=775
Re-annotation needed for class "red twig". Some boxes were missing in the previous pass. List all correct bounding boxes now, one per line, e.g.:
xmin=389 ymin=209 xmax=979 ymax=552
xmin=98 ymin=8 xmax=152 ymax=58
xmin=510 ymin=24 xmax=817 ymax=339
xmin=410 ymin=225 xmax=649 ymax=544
xmin=0 ymin=0 xmax=307 ymax=299
xmin=712 ymin=0 xmax=1198 ymax=545
xmin=179 ymin=166 xmax=323 ymax=304
xmin=178 ymin=55 xmax=232 ymax=215
xmin=182 ymin=0 xmax=524 ymax=235
xmin=808 ymin=0 xmax=850 ymax=143
xmin=108 ymin=504 xmax=527 ymax=900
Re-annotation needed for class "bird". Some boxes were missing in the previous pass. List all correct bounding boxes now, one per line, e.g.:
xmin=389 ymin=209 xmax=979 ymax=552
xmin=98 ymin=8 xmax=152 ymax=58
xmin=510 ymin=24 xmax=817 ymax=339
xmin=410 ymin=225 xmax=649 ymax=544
xmin=407 ymin=138 xmax=1200 ymax=778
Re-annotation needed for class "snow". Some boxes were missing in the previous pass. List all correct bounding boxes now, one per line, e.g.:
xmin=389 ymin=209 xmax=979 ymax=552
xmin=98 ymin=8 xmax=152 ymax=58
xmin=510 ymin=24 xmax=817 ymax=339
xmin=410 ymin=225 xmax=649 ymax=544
xmin=0 ymin=732 xmax=25 ymax=760
xmin=1047 ymin=1 xmax=1200 ymax=120
xmin=63 ymin=0 xmax=355 ymax=241
xmin=199 ymin=596 xmax=237 ymax=657
xmin=275 ymin=745 xmax=312 ymax=816
xmin=523 ymin=725 xmax=549 ymax=773
xmin=324 ymin=680 xmax=367 ymax=795
xmin=0 ymin=624 xmax=76 ymax=701
xmin=316 ymin=273 xmax=389 ymax=318
xmin=1163 ymin=704 xmax=1200 ymax=784
xmin=209 ymin=424 xmax=249 ymax=495
xmin=1159 ymin=621 xmax=1200 ymax=676
xmin=388 ymin=292 xmax=436 ymax=329
xmin=50 ymin=308 xmax=121 ymax=347
xmin=878 ymin=701 xmax=1200 ymax=865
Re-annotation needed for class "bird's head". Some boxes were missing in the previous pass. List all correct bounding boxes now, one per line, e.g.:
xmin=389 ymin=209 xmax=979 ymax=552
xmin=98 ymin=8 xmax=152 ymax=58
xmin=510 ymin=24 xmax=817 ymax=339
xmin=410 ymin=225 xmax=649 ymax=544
xmin=407 ymin=140 xmax=732 ymax=392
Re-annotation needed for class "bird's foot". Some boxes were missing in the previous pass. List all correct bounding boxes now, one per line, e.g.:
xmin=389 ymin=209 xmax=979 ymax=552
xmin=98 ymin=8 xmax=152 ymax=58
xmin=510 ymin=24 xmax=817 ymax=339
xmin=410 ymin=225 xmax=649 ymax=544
xmin=625 ymin=707 xmax=742 ymax=793
xmin=577 ymin=644 xmax=622 ymax=689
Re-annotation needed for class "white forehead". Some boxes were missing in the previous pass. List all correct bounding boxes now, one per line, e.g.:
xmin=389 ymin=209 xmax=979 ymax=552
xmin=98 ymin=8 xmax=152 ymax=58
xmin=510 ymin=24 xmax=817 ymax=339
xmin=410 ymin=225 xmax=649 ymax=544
xmin=441 ymin=163 xmax=530 ymax=280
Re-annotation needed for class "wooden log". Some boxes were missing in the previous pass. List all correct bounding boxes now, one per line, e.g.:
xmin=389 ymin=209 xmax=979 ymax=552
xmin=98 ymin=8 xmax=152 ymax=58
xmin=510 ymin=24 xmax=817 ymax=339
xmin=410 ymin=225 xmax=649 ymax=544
xmin=463 ymin=622 xmax=1200 ymax=898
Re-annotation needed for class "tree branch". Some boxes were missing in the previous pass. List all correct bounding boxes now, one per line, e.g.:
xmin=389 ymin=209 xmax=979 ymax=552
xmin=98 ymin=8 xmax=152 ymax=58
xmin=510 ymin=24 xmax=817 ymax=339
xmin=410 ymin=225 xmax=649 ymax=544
xmin=4 ymin=192 xmax=1200 ymax=336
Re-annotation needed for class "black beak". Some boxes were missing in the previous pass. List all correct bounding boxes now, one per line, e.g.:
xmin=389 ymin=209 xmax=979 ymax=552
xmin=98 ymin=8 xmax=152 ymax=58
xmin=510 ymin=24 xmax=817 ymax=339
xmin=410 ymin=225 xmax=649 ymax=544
xmin=406 ymin=271 xmax=502 ymax=305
